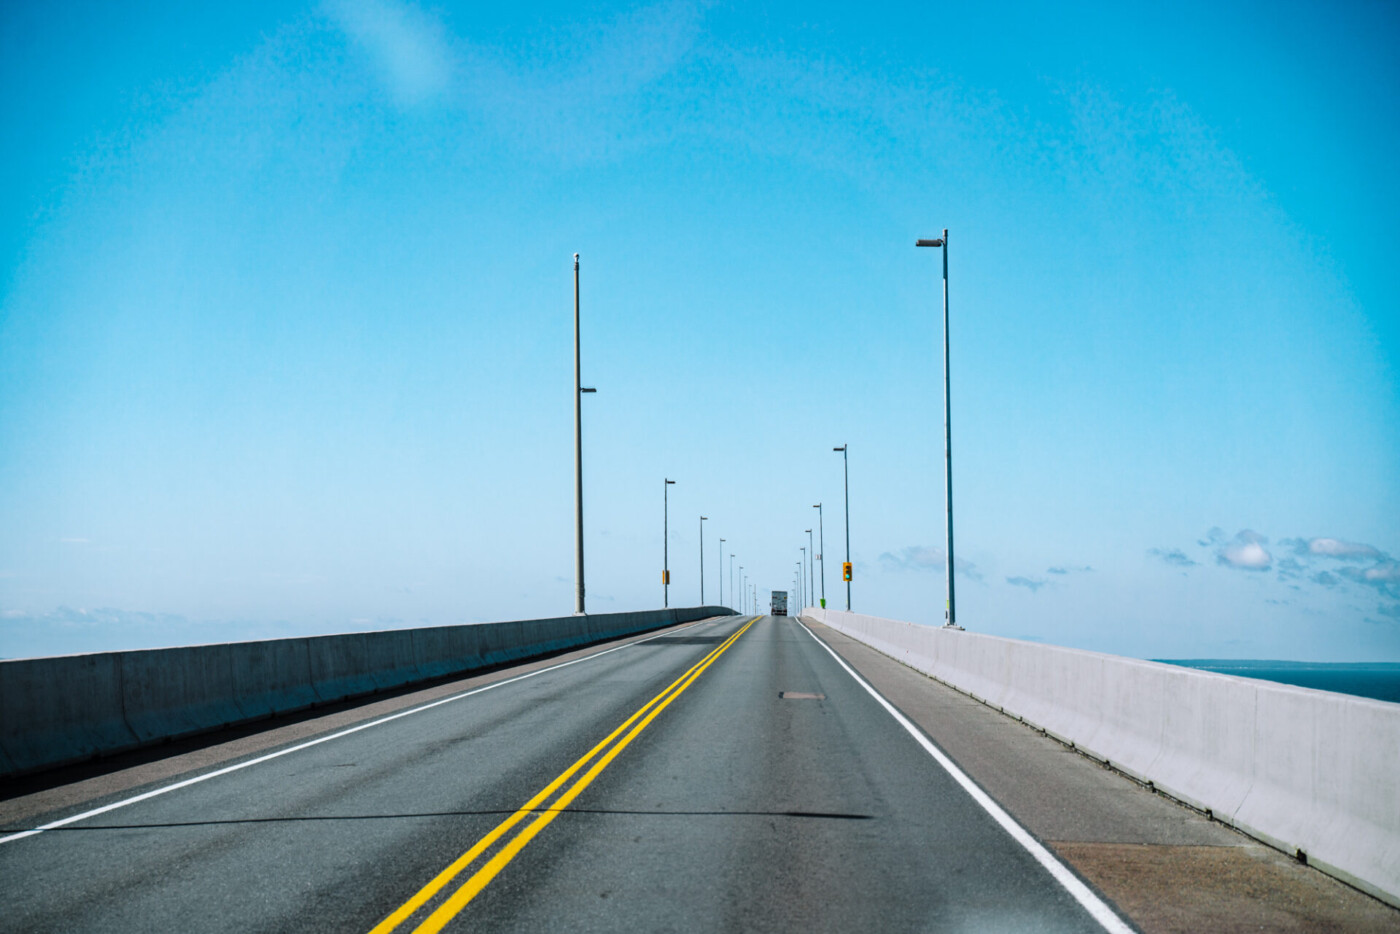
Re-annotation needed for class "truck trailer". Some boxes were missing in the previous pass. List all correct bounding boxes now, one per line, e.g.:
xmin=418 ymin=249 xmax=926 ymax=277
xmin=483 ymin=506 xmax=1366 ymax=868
xmin=770 ymin=590 xmax=788 ymax=616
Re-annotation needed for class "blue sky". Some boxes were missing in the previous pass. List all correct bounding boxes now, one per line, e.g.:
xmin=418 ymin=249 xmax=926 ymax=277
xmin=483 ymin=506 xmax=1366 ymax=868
xmin=1 ymin=0 xmax=1397 ymax=660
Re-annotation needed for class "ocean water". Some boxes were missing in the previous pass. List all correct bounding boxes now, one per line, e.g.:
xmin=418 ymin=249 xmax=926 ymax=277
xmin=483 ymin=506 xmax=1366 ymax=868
xmin=1155 ymin=660 xmax=1400 ymax=705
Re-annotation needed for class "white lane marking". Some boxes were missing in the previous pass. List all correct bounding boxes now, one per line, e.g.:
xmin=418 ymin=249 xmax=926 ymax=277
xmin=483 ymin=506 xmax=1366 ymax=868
xmin=0 ymin=617 xmax=735 ymax=846
xmin=796 ymin=620 xmax=1135 ymax=934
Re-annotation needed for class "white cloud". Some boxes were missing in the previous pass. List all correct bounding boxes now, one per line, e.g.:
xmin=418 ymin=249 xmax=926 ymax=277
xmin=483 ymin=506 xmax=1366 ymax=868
xmin=324 ymin=0 xmax=453 ymax=104
xmin=1217 ymin=530 xmax=1272 ymax=571
xmin=1307 ymin=537 xmax=1385 ymax=561
xmin=1006 ymin=576 xmax=1046 ymax=593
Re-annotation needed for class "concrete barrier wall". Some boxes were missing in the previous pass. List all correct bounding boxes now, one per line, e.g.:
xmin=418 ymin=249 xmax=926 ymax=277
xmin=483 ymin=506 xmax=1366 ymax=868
xmin=0 ymin=606 xmax=732 ymax=779
xmin=803 ymin=606 xmax=1400 ymax=908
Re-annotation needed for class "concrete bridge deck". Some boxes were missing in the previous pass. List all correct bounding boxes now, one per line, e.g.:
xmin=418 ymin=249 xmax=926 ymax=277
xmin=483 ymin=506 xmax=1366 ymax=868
xmin=1 ymin=614 xmax=1394 ymax=932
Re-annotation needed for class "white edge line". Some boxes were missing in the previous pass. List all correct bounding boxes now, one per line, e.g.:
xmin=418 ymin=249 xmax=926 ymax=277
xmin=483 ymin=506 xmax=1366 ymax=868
xmin=796 ymin=619 xmax=1135 ymax=934
xmin=0 ymin=615 xmax=737 ymax=846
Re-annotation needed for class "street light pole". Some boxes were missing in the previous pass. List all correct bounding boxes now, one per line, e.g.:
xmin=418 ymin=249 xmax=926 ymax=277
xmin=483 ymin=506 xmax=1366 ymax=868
xmin=573 ymin=254 xmax=597 ymax=615
xmin=834 ymin=445 xmax=851 ymax=611
xmin=798 ymin=551 xmax=805 ymax=611
xmin=718 ymin=538 xmax=725 ymax=606
xmin=730 ymin=555 xmax=735 ymax=611
xmin=805 ymin=529 xmax=814 ymax=607
xmin=917 ymin=230 xmax=960 ymax=629
xmin=739 ymin=567 xmax=744 ymax=613
xmin=699 ymin=516 xmax=707 ymax=604
xmin=664 ymin=479 xmax=675 ymax=608
xmin=813 ymin=504 xmax=825 ymax=608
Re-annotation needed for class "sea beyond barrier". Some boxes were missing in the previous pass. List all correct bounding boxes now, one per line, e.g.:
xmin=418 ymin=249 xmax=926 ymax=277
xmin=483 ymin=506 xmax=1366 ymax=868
xmin=1156 ymin=660 xmax=1400 ymax=705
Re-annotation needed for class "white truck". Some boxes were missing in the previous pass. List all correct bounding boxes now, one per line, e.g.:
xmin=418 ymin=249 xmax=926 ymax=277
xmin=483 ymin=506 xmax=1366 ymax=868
xmin=770 ymin=590 xmax=788 ymax=617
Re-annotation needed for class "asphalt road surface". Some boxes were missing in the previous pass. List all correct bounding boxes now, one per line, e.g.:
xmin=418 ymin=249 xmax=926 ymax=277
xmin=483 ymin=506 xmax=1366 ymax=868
xmin=1 ymin=615 xmax=1130 ymax=932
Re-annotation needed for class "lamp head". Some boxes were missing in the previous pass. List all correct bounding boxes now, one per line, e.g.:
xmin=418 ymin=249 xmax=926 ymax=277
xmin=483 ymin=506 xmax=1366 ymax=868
xmin=916 ymin=238 xmax=944 ymax=248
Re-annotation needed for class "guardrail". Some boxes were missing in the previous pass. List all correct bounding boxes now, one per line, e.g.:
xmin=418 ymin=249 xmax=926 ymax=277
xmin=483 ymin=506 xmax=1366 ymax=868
xmin=0 ymin=606 xmax=734 ymax=779
xmin=802 ymin=606 xmax=1400 ymax=908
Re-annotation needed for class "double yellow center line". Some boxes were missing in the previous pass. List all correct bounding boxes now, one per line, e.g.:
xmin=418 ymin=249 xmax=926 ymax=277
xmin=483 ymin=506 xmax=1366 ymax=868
xmin=369 ymin=616 xmax=759 ymax=934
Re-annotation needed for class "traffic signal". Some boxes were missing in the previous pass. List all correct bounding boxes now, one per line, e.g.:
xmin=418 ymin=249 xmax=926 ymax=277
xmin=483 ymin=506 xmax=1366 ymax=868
xmin=662 ymin=570 xmax=670 ymax=585
xmin=842 ymin=562 xmax=853 ymax=582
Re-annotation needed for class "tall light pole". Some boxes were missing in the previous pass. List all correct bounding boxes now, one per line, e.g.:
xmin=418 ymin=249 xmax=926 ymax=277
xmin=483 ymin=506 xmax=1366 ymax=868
xmin=813 ymin=504 xmax=825 ymax=608
xmin=730 ymin=554 xmax=735 ymax=611
xmin=805 ymin=529 xmax=814 ymax=607
xmin=739 ymin=567 xmax=744 ymax=613
xmin=699 ymin=516 xmax=707 ymax=604
xmin=718 ymin=538 xmax=725 ymax=606
xmin=917 ymin=230 xmax=960 ymax=629
xmin=834 ymin=445 xmax=851 ymax=611
xmin=800 ymin=551 xmax=812 ymax=610
xmin=663 ymin=479 xmax=676 ymax=608
xmin=573 ymin=254 xmax=597 ymax=615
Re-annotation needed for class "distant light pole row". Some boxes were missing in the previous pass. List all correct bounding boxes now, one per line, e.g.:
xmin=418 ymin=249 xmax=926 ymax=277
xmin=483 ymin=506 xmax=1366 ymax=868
xmin=576 ymin=234 xmax=960 ymax=627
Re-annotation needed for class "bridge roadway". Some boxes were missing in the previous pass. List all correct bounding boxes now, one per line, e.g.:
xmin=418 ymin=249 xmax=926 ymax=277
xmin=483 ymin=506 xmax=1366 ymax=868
xmin=2 ymin=614 xmax=1394 ymax=931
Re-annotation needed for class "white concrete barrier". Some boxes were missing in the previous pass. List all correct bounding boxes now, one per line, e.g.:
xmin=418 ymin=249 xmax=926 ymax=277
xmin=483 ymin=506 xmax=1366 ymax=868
xmin=803 ymin=606 xmax=1400 ymax=908
xmin=0 ymin=606 xmax=733 ymax=779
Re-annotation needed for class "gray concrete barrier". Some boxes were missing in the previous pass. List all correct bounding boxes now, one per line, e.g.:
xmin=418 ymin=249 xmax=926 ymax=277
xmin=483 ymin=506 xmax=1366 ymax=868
xmin=803 ymin=606 xmax=1400 ymax=908
xmin=0 ymin=606 xmax=732 ymax=779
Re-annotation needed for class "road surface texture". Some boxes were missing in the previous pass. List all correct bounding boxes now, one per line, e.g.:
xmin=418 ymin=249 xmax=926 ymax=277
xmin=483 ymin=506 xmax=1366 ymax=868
xmin=2 ymin=614 xmax=1394 ymax=931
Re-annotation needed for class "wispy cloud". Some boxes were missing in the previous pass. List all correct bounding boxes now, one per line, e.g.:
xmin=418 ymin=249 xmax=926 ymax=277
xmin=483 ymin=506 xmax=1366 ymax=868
xmin=324 ymin=0 xmax=453 ymax=104
xmin=1310 ymin=570 xmax=1340 ymax=588
xmin=1148 ymin=547 xmax=1197 ymax=568
xmin=1046 ymin=565 xmax=1093 ymax=575
xmin=1217 ymin=530 xmax=1272 ymax=571
xmin=1282 ymin=536 xmax=1385 ymax=562
xmin=1338 ymin=562 xmax=1400 ymax=599
xmin=1197 ymin=527 xmax=1226 ymax=548
xmin=1006 ymin=576 xmax=1046 ymax=593
xmin=1273 ymin=534 xmax=1397 ymax=597
xmin=878 ymin=546 xmax=982 ymax=580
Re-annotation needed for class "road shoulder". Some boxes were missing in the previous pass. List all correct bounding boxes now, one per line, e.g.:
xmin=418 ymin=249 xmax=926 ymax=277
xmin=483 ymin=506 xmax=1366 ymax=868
xmin=804 ymin=618 xmax=1400 ymax=934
